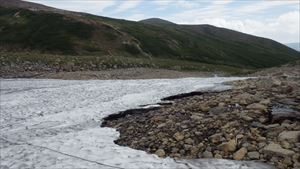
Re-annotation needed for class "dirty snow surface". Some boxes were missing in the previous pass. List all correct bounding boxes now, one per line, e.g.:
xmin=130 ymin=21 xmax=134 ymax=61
xmin=0 ymin=78 xmax=275 ymax=169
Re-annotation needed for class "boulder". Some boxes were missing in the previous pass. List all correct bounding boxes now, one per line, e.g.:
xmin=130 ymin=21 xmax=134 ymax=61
xmin=208 ymin=106 xmax=227 ymax=114
xmin=209 ymin=133 xmax=223 ymax=144
xmin=233 ymin=147 xmax=247 ymax=160
xmin=184 ymin=138 xmax=194 ymax=145
xmin=278 ymin=131 xmax=300 ymax=142
xmin=219 ymin=139 xmax=237 ymax=152
xmin=263 ymin=143 xmax=295 ymax=157
xmin=247 ymin=151 xmax=260 ymax=160
xmin=202 ymin=151 xmax=213 ymax=158
xmin=173 ymin=132 xmax=185 ymax=141
xmin=246 ymin=103 xmax=267 ymax=112
xmin=155 ymin=149 xmax=165 ymax=157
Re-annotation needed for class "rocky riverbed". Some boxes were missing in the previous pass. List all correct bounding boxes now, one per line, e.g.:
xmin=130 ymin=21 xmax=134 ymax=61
xmin=103 ymin=65 xmax=300 ymax=169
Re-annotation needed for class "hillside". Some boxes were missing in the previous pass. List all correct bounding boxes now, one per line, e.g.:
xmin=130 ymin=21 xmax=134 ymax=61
xmin=0 ymin=0 xmax=299 ymax=73
xmin=140 ymin=18 xmax=176 ymax=26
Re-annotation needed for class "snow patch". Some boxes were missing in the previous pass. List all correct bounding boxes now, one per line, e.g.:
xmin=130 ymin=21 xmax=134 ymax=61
xmin=1 ymin=77 xmax=274 ymax=168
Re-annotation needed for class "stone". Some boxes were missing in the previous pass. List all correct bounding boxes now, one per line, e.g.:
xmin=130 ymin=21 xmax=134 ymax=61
xmin=202 ymin=151 xmax=213 ymax=158
xmin=157 ymin=123 xmax=166 ymax=128
xmin=258 ymin=117 xmax=268 ymax=123
xmin=247 ymin=151 xmax=260 ymax=160
xmin=234 ymin=93 xmax=256 ymax=105
xmin=220 ymin=139 xmax=237 ymax=152
xmin=190 ymin=146 xmax=199 ymax=155
xmin=272 ymin=79 xmax=282 ymax=86
xmin=260 ymin=99 xmax=271 ymax=105
xmin=263 ymin=143 xmax=295 ymax=157
xmin=283 ymin=157 xmax=293 ymax=166
xmin=281 ymin=141 xmax=292 ymax=149
xmin=278 ymin=131 xmax=300 ymax=142
xmin=236 ymin=134 xmax=244 ymax=140
xmin=233 ymin=147 xmax=247 ymax=160
xmin=184 ymin=138 xmax=194 ymax=145
xmin=246 ymin=103 xmax=267 ymax=112
xmin=214 ymin=153 xmax=223 ymax=159
xmin=199 ymin=104 xmax=210 ymax=112
xmin=155 ymin=149 xmax=165 ymax=157
xmin=190 ymin=115 xmax=202 ymax=121
xmin=208 ymin=106 xmax=227 ymax=114
xmin=173 ymin=132 xmax=185 ymax=141
xmin=242 ymin=115 xmax=253 ymax=122
xmin=209 ymin=133 xmax=223 ymax=144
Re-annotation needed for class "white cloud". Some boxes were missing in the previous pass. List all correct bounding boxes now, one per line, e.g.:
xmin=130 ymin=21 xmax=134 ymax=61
xmin=153 ymin=0 xmax=199 ymax=10
xmin=168 ymin=10 xmax=300 ymax=43
xmin=176 ymin=0 xmax=199 ymax=9
xmin=212 ymin=0 xmax=234 ymax=5
xmin=126 ymin=13 xmax=147 ymax=21
xmin=235 ymin=0 xmax=299 ymax=13
xmin=152 ymin=0 xmax=173 ymax=6
xmin=26 ymin=0 xmax=116 ymax=14
xmin=114 ymin=0 xmax=142 ymax=13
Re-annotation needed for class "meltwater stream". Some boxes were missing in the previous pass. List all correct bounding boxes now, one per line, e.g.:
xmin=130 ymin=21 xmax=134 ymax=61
xmin=0 ymin=77 xmax=274 ymax=169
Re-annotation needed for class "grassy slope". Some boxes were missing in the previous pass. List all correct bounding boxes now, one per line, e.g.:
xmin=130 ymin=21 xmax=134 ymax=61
xmin=0 ymin=6 xmax=299 ymax=74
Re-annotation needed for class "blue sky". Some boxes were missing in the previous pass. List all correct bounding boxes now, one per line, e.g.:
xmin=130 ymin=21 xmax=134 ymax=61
xmin=26 ymin=0 xmax=299 ymax=43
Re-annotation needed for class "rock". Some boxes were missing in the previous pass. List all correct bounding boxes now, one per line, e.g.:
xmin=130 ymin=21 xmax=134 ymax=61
xmin=246 ymin=103 xmax=267 ymax=112
xmin=199 ymin=104 xmax=210 ymax=112
xmin=202 ymin=151 xmax=213 ymax=158
xmin=233 ymin=147 xmax=247 ymax=160
xmin=258 ymin=117 xmax=268 ymax=123
xmin=190 ymin=146 xmax=199 ymax=155
xmin=184 ymin=138 xmax=194 ymax=145
xmin=155 ymin=149 xmax=165 ymax=157
xmin=209 ymin=133 xmax=223 ymax=144
xmin=281 ymin=141 xmax=292 ymax=149
xmin=260 ymin=99 xmax=271 ymax=105
xmin=271 ymin=109 xmax=300 ymax=123
xmin=272 ymin=78 xmax=282 ymax=86
xmin=263 ymin=143 xmax=295 ymax=157
xmin=247 ymin=151 xmax=260 ymax=160
xmin=264 ymin=123 xmax=280 ymax=129
xmin=157 ymin=123 xmax=166 ymax=128
xmin=171 ymin=147 xmax=179 ymax=153
xmin=241 ymin=115 xmax=253 ymax=122
xmin=214 ymin=153 xmax=223 ymax=159
xmin=190 ymin=115 xmax=202 ymax=121
xmin=236 ymin=134 xmax=244 ymax=140
xmin=234 ymin=93 xmax=256 ymax=105
xmin=173 ymin=132 xmax=185 ymax=141
xmin=208 ymin=106 xmax=227 ymax=114
xmin=220 ymin=139 xmax=237 ymax=152
xmin=278 ymin=131 xmax=300 ymax=142
xmin=283 ymin=157 xmax=293 ymax=166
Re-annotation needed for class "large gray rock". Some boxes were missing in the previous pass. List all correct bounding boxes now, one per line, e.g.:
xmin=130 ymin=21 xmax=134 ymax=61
xmin=246 ymin=103 xmax=267 ymax=112
xmin=278 ymin=131 xmax=300 ymax=142
xmin=247 ymin=151 xmax=260 ymax=160
xmin=263 ymin=143 xmax=295 ymax=157
xmin=233 ymin=147 xmax=247 ymax=160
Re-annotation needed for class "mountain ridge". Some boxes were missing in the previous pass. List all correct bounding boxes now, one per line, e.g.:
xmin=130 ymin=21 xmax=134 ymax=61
xmin=0 ymin=0 xmax=299 ymax=71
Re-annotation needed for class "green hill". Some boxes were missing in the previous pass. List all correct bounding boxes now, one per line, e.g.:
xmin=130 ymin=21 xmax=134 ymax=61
xmin=0 ymin=0 xmax=299 ymax=73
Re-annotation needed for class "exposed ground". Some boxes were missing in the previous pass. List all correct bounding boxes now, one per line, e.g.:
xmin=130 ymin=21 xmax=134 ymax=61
xmin=103 ymin=63 xmax=300 ymax=169
xmin=0 ymin=68 xmax=219 ymax=80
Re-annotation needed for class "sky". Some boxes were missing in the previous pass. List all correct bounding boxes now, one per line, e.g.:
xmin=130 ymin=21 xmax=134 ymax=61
xmin=26 ymin=0 xmax=300 ymax=44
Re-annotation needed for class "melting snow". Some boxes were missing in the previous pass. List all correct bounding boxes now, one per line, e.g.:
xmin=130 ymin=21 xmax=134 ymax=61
xmin=0 ymin=77 xmax=274 ymax=169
